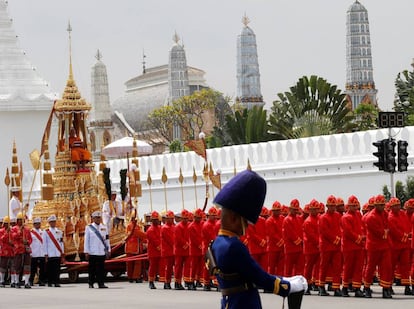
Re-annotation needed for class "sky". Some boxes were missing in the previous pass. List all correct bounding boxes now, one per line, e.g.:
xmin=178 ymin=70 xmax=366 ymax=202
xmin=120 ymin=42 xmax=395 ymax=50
xmin=6 ymin=0 xmax=414 ymax=112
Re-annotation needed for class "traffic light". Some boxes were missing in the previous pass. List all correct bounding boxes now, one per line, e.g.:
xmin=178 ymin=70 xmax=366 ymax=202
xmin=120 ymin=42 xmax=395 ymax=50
xmin=384 ymin=139 xmax=396 ymax=173
xmin=397 ymin=140 xmax=409 ymax=172
xmin=372 ymin=140 xmax=385 ymax=171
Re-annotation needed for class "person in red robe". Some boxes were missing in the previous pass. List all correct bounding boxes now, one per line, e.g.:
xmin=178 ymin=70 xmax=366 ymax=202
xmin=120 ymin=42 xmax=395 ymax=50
xmin=302 ymin=199 xmax=320 ymax=295
xmin=69 ymin=127 xmax=91 ymax=171
xmin=0 ymin=216 xmax=14 ymax=287
xmin=266 ymin=201 xmax=285 ymax=276
xmin=247 ymin=207 xmax=268 ymax=272
xmin=11 ymin=212 xmax=33 ymax=288
xmin=318 ymin=195 xmax=342 ymax=296
xmin=201 ymin=207 xmax=218 ymax=290
xmin=125 ymin=213 xmax=147 ymax=283
xmin=363 ymin=194 xmax=393 ymax=298
xmin=146 ymin=211 xmax=161 ymax=289
xmin=388 ymin=197 xmax=412 ymax=295
xmin=174 ymin=209 xmax=190 ymax=290
xmin=160 ymin=210 xmax=175 ymax=289
xmin=341 ymin=195 xmax=365 ymax=297
xmin=188 ymin=208 xmax=204 ymax=290
xmin=282 ymin=199 xmax=304 ymax=277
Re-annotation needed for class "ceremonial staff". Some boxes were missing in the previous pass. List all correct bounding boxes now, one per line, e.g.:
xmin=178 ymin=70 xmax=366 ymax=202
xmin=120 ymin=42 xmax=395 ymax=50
xmin=147 ymin=170 xmax=153 ymax=211
xmin=192 ymin=167 xmax=198 ymax=209
xmin=161 ymin=167 xmax=168 ymax=211
xmin=4 ymin=168 xmax=10 ymax=216
xmin=178 ymin=168 xmax=185 ymax=210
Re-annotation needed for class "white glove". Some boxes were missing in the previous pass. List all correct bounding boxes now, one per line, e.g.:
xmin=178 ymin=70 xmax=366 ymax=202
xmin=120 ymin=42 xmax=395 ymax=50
xmin=283 ymin=275 xmax=308 ymax=294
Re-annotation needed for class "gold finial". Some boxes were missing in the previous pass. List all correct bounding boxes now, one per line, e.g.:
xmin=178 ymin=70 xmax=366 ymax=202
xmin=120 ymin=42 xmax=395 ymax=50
xmin=242 ymin=13 xmax=250 ymax=27
xmin=178 ymin=168 xmax=184 ymax=184
xmin=173 ymin=31 xmax=180 ymax=44
xmin=67 ymin=20 xmax=73 ymax=80
xmin=161 ymin=167 xmax=168 ymax=184
xmin=4 ymin=168 xmax=10 ymax=187
xmin=247 ymin=159 xmax=252 ymax=171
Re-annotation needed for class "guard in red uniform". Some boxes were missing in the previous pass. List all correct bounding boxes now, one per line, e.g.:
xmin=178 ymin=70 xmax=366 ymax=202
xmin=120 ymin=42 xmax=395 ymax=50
xmin=282 ymin=199 xmax=304 ymax=277
xmin=363 ymin=194 xmax=393 ymax=298
xmin=266 ymin=201 xmax=285 ymax=276
xmin=388 ymin=197 xmax=412 ymax=295
xmin=174 ymin=209 xmax=190 ymax=290
xmin=160 ymin=210 xmax=175 ymax=289
xmin=146 ymin=211 xmax=161 ymax=289
xmin=188 ymin=208 xmax=204 ymax=290
xmin=318 ymin=195 xmax=342 ymax=296
xmin=125 ymin=213 xmax=147 ymax=283
xmin=341 ymin=195 xmax=365 ymax=297
xmin=247 ymin=207 xmax=268 ymax=272
xmin=0 ymin=216 xmax=14 ymax=287
xmin=201 ymin=207 xmax=218 ymax=290
xmin=303 ymin=199 xmax=320 ymax=295
xmin=10 ymin=212 xmax=32 ymax=288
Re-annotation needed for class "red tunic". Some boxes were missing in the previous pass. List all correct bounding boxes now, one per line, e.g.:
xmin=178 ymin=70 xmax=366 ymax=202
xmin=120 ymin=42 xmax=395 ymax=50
xmin=125 ymin=221 xmax=147 ymax=254
xmin=11 ymin=225 xmax=32 ymax=254
xmin=188 ymin=220 xmax=203 ymax=256
xmin=318 ymin=211 xmax=342 ymax=252
xmin=266 ymin=214 xmax=284 ymax=253
xmin=341 ymin=211 xmax=364 ymax=251
xmin=388 ymin=210 xmax=411 ymax=250
xmin=161 ymin=222 xmax=175 ymax=257
xmin=364 ymin=208 xmax=391 ymax=251
xmin=174 ymin=221 xmax=189 ymax=257
xmin=0 ymin=228 xmax=14 ymax=257
xmin=201 ymin=219 xmax=217 ymax=255
xmin=146 ymin=224 xmax=161 ymax=258
xmin=246 ymin=217 xmax=267 ymax=255
xmin=303 ymin=214 xmax=319 ymax=255
xmin=282 ymin=214 xmax=303 ymax=253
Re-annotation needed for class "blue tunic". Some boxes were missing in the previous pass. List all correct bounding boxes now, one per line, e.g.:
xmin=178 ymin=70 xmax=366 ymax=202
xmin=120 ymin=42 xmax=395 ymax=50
xmin=212 ymin=230 xmax=278 ymax=309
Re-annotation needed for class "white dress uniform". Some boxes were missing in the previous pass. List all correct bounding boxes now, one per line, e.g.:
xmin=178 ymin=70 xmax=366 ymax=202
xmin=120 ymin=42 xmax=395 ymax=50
xmin=84 ymin=222 xmax=110 ymax=256
xmin=84 ymin=219 xmax=110 ymax=288
xmin=43 ymin=225 xmax=64 ymax=286
xmin=9 ymin=196 xmax=21 ymax=220
xmin=102 ymin=200 xmax=114 ymax=232
xmin=30 ymin=228 xmax=45 ymax=258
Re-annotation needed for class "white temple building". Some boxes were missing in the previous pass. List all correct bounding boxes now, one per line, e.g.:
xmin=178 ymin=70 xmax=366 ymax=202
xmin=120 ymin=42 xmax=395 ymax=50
xmin=345 ymin=0 xmax=377 ymax=109
xmin=235 ymin=15 xmax=265 ymax=109
xmin=0 ymin=0 xmax=57 ymax=203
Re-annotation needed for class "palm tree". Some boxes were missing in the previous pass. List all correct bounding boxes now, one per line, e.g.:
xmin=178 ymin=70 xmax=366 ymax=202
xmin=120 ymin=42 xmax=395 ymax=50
xmin=223 ymin=106 xmax=270 ymax=145
xmin=268 ymin=75 xmax=353 ymax=139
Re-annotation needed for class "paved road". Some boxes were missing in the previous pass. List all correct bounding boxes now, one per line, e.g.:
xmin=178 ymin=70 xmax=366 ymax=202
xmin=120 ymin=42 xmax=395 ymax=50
xmin=1 ymin=280 xmax=412 ymax=309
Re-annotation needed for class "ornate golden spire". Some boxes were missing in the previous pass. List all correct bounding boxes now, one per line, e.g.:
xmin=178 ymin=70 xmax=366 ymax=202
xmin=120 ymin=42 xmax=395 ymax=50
xmin=54 ymin=21 xmax=91 ymax=112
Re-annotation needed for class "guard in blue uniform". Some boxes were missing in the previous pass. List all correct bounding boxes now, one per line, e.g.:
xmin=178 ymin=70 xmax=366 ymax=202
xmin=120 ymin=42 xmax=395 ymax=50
xmin=208 ymin=170 xmax=306 ymax=309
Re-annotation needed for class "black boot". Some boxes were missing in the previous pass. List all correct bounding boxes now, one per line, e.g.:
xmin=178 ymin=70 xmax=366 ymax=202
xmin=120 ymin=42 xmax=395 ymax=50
xmin=333 ymin=289 xmax=343 ymax=297
xmin=319 ymin=286 xmax=330 ymax=296
xmin=364 ymin=287 xmax=372 ymax=298
xmin=382 ymin=287 xmax=392 ymax=299
xmin=354 ymin=289 xmax=364 ymax=297
xmin=342 ymin=287 xmax=349 ymax=297
xmin=149 ymin=281 xmax=156 ymax=289
xmin=203 ymin=284 xmax=211 ymax=291
xmin=404 ymin=286 xmax=412 ymax=295
xmin=304 ymin=286 xmax=311 ymax=295
xmin=390 ymin=287 xmax=395 ymax=295
xmin=174 ymin=282 xmax=184 ymax=290
xmin=187 ymin=282 xmax=196 ymax=290
xmin=288 ymin=291 xmax=304 ymax=309
xmin=163 ymin=283 xmax=171 ymax=289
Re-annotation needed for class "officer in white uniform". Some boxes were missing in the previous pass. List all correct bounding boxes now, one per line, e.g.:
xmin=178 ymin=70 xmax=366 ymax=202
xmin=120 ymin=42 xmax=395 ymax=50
xmin=8 ymin=187 xmax=21 ymax=220
xmin=30 ymin=217 xmax=46 ymax=286
xmin=43 ymin=214 xmax=64 ymax=287
xmin=84 ymin=211 xmax=110 ymax=288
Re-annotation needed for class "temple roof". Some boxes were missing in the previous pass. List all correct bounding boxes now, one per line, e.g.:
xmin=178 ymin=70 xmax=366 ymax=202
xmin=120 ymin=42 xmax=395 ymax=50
xmin=348 ymin=0 xmax=367 ymax=12
xmin=112 ymin=64 xmax=207 ymax=132
xmin=0 ymin=1 xmax=56 ymax=111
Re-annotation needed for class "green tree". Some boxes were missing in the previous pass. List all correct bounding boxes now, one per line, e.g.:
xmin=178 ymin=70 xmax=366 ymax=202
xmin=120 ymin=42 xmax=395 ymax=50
xmin=223 ymin=106 xmax=270 ymax=145
xmin=148 ymin=88 xmax=224 ymax=143
xmin=394 ymin=68 xmax=414 ymax=125
xmin=268 ymin=75 xmax=353 ymax=140
xmin=352 ymin=102 xmax=379 ymax=131
xmin=382 ymin=176 xmax=414 ymax=206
